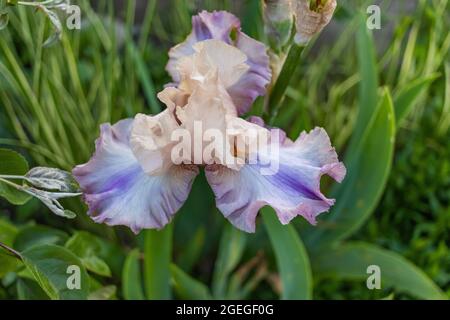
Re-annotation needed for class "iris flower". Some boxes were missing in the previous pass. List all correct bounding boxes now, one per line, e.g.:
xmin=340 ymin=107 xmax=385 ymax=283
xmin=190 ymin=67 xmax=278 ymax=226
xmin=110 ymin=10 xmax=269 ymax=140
xmin=73 ymin=10 xmax=345 ymax=234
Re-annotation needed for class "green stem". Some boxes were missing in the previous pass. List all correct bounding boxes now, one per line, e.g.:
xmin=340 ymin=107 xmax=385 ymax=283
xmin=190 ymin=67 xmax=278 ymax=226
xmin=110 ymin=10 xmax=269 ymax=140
xmin=0 ymin=174 xmax=25 ymax=180
xmin=0 ymin=241 xmax=22 ymax=260
xmin=268 ymin=44 xmax=305 ymax=124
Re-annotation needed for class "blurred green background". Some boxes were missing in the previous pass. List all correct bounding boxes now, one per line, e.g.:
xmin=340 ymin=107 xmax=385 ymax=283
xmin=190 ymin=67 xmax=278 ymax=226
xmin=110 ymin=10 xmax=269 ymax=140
xmin=0 ymin=0 xmax=448 ymax=300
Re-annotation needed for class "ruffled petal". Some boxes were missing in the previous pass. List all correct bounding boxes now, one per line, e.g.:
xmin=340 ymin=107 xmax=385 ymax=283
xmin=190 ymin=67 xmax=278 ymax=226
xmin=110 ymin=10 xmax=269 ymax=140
xmin=205 ymin=126 xmax=346 ymax=233
xmin=73 ymin=119 xmax=199 ymax=233
xmin=167 ymin=10 xmax=271 ymax=114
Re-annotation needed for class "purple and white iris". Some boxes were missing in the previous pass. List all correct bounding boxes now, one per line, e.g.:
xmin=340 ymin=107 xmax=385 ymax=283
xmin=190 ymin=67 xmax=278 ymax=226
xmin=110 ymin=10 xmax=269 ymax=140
xmin=73 ymin=10 xmax=345 ymax=234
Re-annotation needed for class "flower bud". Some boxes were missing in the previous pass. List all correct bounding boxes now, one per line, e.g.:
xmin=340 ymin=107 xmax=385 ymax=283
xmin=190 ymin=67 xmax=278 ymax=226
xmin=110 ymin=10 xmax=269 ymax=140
xmin=262 ymin=0 xmax=294 ymax=51
xmin=292 ymin=0 xmax=337 ymax=45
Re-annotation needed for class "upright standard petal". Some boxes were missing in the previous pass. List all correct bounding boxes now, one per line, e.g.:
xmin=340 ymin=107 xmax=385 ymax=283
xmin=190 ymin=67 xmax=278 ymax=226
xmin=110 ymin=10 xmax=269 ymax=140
xmin=167 ymin=10 xmax=271 ymax=114
xmin=205 ymin=125 xmax=346 ymax=233
xmin=73 ymin=119 xmax=198 ymax=233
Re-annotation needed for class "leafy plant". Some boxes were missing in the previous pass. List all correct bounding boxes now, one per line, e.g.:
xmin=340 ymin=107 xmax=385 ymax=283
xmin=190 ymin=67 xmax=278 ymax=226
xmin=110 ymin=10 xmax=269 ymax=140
xmin=0 ymin=0 xmax=448 ymax=300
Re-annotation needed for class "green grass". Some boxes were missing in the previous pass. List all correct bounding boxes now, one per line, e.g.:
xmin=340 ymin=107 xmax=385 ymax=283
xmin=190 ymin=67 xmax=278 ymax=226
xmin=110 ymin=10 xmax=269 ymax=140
xmin=0 ymin=0 xmax=448 ymax=300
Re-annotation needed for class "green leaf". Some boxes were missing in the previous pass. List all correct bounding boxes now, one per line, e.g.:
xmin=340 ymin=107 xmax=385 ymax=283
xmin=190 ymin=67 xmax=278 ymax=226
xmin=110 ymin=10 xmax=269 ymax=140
xmin=16 ymin=278 xmax=50 ymax=300
xmin=21 ymin=244 xmax=89 ymax=300
xmin=25 ymin=167 xmax=80 ymax=192
xmin=122 ymin=249 xmax=145 ymax=300
xmin=262 ymin=207 xmax=313 ymax=300
xmin=312 ymin=242 xmax=447 ymax=300
xmin=14 ymin=225 xmax=68 ymax=252
xmin=212 ymin=223 xmax=247 ymax=299
xmin=0 ymin=219 xmax=19 ymax=277
xmin=0 ymin=148 xmax=31 ymax=205
xmin=305 ymin=88 xmax=396 ymax=247
xmin=394 ymin=73 xmax=439 ymax=123
xmin=88 ymin=285 xmax=117 ymax=300
xmin=65 ymin=231 xmax=112 ymax=277
xmin=345 ymin=13 xmax=379 ymax=159
xmin=171 ymin=264 xmax=212 ymax=300
xmin=144 ymin=225 xmax=172 ymax=299
xmin=0 ymin=218 xmax=17 ymax=246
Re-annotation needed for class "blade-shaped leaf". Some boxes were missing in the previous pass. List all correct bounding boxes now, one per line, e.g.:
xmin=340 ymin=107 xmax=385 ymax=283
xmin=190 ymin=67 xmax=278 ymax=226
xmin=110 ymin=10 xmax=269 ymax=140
xmin=21 ymin=244 xmax=89 ymax=300
xmin=394 ymin=73 xmax=440 ymax=123
xmin=312 ymin=242 xmax=446 ymax=300
xmin=212 ymin=223 xmax=247 ymax=299
xmin=171 ymin=264 xmax=212 ymax=300
xmin=144 ymin=225 xmax=172 ymax=299
xmin=122 ymin=249 xmax=145 ymax=300
xmin=305 ymin=88 xmax=396 ymax=247
xmin=345 ymin=13 xmax=379 ymax=160
xmin=263 ymin=207 xmax=312 ymax=300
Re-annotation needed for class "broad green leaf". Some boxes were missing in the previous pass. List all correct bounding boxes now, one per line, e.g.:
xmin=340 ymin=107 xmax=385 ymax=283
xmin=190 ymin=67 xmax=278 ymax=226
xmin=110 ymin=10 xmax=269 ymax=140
xmin=16 ymin=278 xmax=49 ymax=300
xmin=88 ymin=285 xmax=117 ymax=300
xmin=263 ymin=208 xmax=312 ymax=300
xmin=14 ymin=225 xmax=68 ymax=252
xmin=65 ymin=231 xmax=111 ymax=277
xmin=305 ymin=88 xmax=396 ymax=247
xmin=122 ymin=249 xmax=145 ymax=300
xmin=144 ymin=225 xmax=172 ymax=299
xmin=0 ymin=148 xmax=31 ymax=205
xmin=171 ymin=264 xmax=212 ymax=300
xmin=25 ymin=167 xmax=80 ymax=192
xmin=345 ymin=13 xmax=379 ymax=159
xmin=21 ymin=244 xmax=89 ymax=300
xmin=0 ymin=219 xmax=19 ymax=277
xmin=0 ymin=218 xmax=17 ymax=245
xmin=312 ymin=242 xmax=446 ymax=300
xmin=394 ymin=73 xmax=439 ymax=123
xmin=212 ymin=223 xmax=247 ymax=299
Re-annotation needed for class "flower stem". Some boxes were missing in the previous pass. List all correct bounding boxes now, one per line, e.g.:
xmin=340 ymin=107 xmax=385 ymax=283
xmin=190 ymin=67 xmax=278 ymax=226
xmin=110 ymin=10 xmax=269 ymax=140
xmin=268 ymin=43 xmax=305 ymax=124
xmin=0 ymin=241 xmax=22 ymax=260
